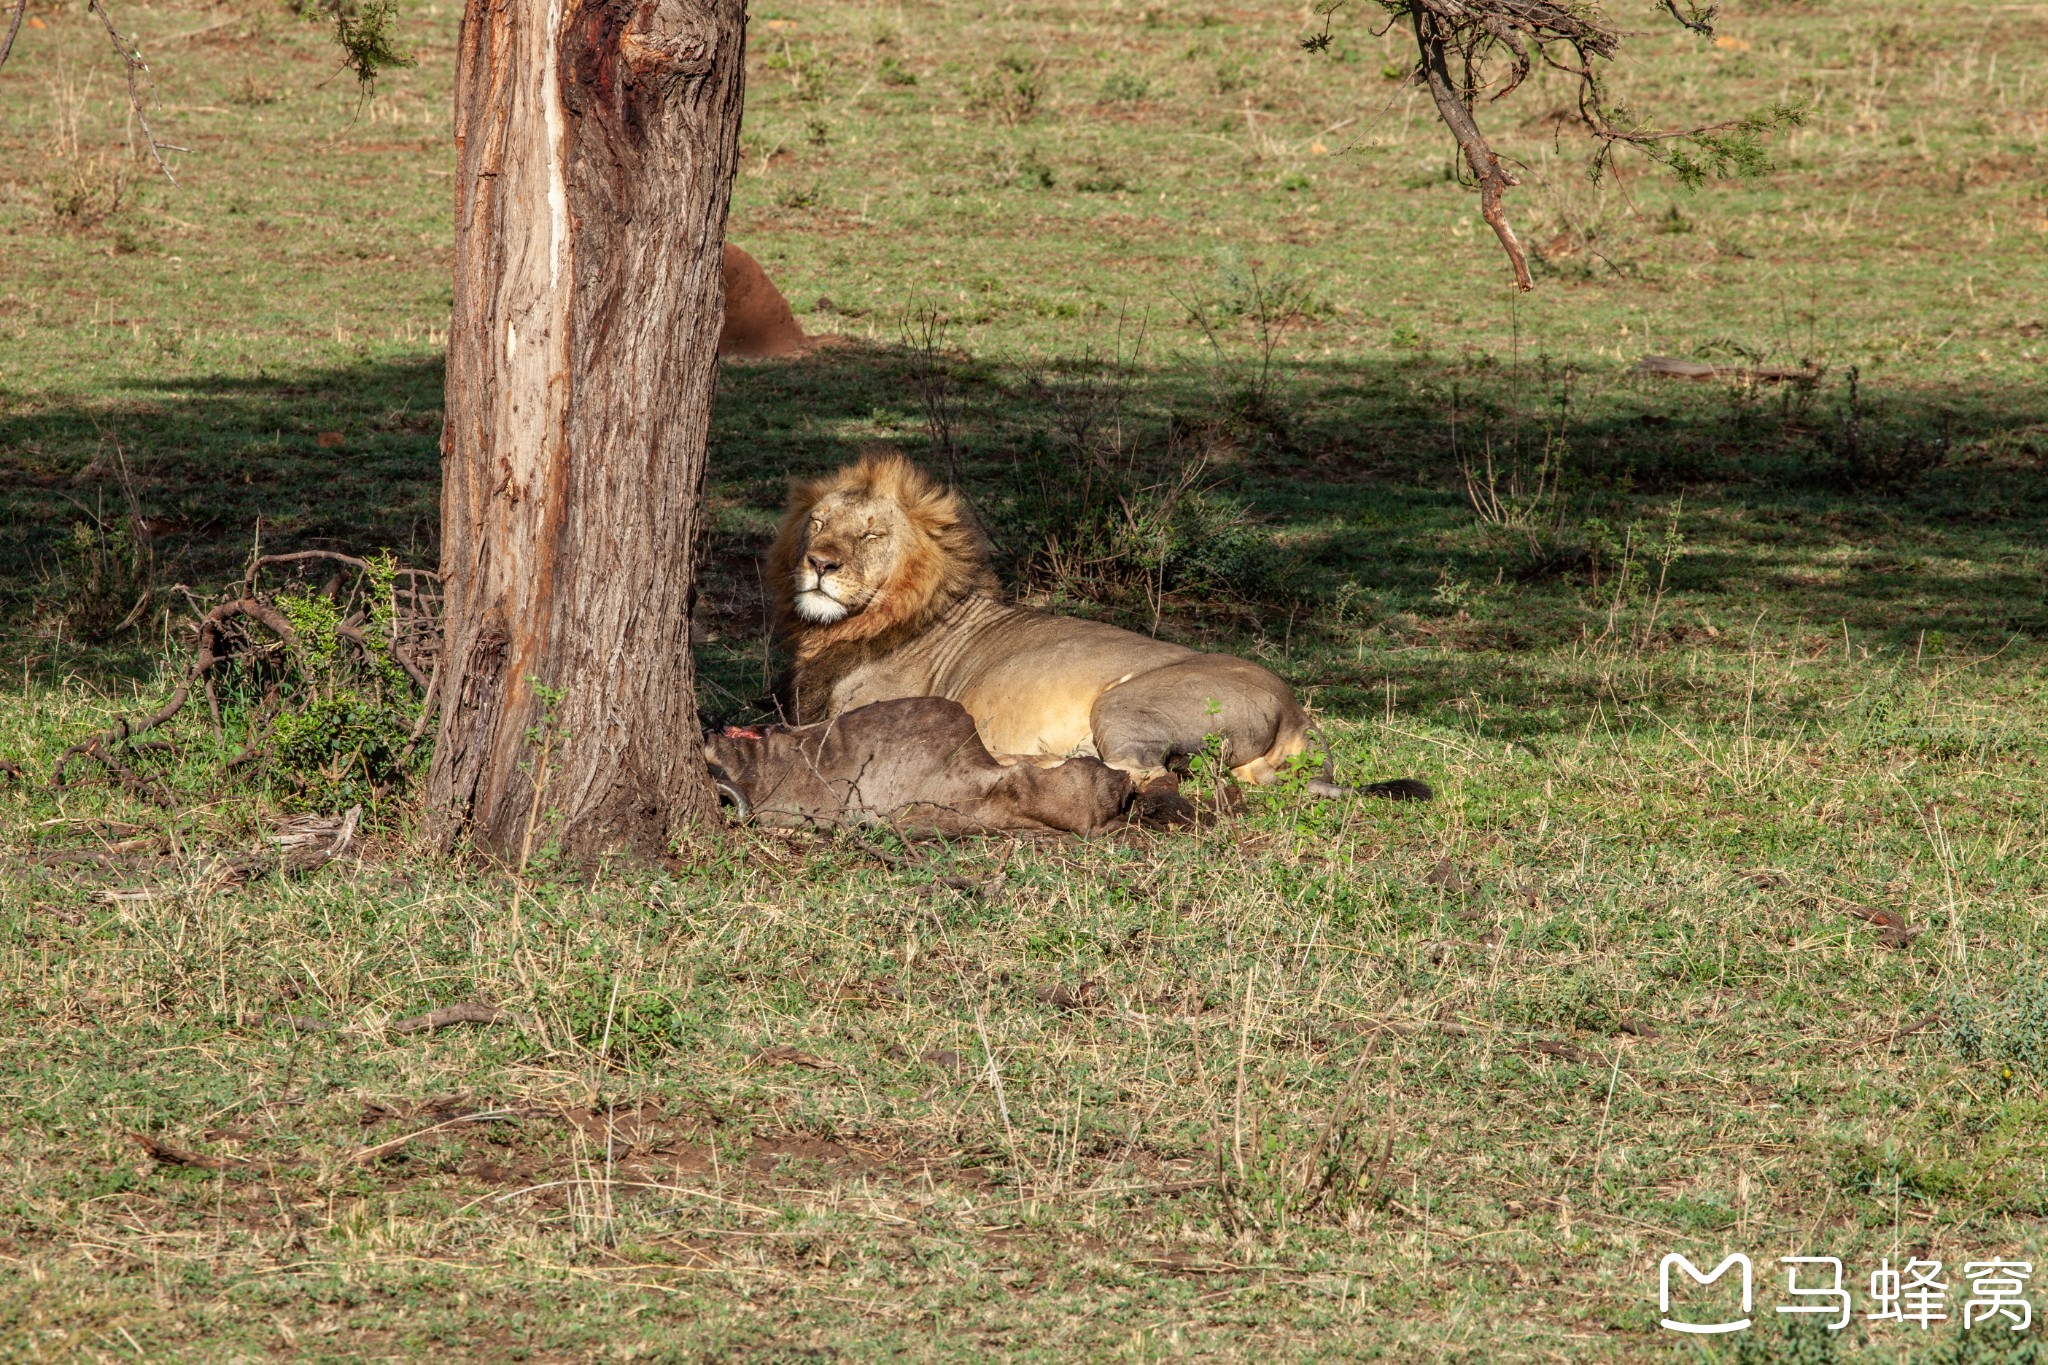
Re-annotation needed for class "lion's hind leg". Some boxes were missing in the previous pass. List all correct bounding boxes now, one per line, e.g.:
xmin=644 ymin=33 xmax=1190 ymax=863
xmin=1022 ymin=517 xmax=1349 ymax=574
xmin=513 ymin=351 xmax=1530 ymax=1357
xmin=1088 ymin=656 xmax=1308 ymax=786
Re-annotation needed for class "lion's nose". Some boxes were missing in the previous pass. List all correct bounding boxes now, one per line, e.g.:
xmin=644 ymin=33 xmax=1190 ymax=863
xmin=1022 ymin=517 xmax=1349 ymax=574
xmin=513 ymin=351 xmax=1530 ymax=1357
xmin=806 ymin=553 xmax=841 ymax=577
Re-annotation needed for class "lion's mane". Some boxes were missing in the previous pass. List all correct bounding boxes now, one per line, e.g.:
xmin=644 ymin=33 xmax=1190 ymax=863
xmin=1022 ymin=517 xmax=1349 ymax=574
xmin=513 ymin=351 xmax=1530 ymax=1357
xmin=767 ymin=449 xmax=999 ymax=667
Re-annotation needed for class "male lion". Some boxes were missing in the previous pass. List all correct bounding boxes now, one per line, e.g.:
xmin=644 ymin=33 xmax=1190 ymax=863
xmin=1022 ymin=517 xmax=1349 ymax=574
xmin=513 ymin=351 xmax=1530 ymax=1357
xmin=768 ymin=451 xmax=1423 ymax=798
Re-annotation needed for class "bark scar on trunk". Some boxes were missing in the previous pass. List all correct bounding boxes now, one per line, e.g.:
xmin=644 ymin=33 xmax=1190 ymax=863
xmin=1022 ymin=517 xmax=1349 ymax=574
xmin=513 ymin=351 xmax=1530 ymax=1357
xmin=619 ymin=27 xmax=713 ymax=79
xmin=442 ymin=625 xmax=510 ymax=826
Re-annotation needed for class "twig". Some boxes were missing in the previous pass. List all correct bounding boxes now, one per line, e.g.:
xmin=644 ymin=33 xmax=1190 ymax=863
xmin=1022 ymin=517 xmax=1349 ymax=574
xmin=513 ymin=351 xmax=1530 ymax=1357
xmin=335 ymin=619 xmax=432 ymax=689
xmin=85 ymin=0 xmax=183 ymax=183
xmin=1230 ymin=962 xmax=1256 ymax=1179
xmin=245 ymin=549 xmax=375 ymax=592
xmin=1589 ymin=1048 xmax=1623 ymax=1181
xmin=263 ymin=1000 xmax=528 ymax=1037
xmin=353 ymin=1109 xmax=527 ymax=1165
xmin=130 ymin=1131 xmax=247 ymax=1170
xmin=386 ymin=1001 xmax=531 ymax=1035
xmin=0 ymin=0 xmax=27 ymax=75
xmin=1659 ymin=0 xmax=1718 ymax=36
xmin=51 ymin=599 xmax=298 ymax=787
xmin=399 ymin=646 xmax=445 ymax=758
xmin=1635 ymin=355 xmax=1818 ymax=385
xmin=1412 ymin=9 xmax=1530 ymax=291
xmin=269 ymin=1013 xmax=341 ymax=1033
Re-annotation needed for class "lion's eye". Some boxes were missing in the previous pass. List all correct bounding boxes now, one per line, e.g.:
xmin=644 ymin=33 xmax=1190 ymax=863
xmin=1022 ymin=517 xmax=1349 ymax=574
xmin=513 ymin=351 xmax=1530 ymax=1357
xmin=859 ymin=531 xmax=882 ymax=541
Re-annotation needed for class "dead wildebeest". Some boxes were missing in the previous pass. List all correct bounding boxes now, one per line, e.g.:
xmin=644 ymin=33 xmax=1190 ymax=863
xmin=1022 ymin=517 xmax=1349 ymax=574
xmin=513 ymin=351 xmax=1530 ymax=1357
xmin=704 ymin=697 xmax=1138 ymax=835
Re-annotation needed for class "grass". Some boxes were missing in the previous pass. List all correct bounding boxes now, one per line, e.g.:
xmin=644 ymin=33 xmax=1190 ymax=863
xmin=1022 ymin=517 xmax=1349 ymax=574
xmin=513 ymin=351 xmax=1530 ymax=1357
xmin=3 ymin=0 xmax=2047 ymax=1358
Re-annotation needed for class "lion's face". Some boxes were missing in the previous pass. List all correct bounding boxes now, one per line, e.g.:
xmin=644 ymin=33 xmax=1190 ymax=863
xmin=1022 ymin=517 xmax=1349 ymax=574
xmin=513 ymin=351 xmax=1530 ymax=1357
xmin=787 ymin=491 xmax=918 ymax=625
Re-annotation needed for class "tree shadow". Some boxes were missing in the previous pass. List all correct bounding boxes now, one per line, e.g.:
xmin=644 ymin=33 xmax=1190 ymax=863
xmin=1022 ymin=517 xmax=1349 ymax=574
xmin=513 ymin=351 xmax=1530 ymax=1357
xmin=5 ymin=341 xmax=2043 ymax=730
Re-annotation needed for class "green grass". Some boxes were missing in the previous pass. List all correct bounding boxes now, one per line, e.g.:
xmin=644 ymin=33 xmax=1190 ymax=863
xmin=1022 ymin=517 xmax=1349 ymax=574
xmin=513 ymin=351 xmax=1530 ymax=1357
xmin=3 ymin=0 xmax=2047 ymax=1358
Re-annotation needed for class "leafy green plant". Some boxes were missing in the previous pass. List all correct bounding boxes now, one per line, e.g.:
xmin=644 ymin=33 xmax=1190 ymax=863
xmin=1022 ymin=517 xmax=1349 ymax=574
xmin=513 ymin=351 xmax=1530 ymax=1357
xmin=42 ymin=513 xmax=153 ymax=643
xmin=1099 ymin=72 xmax=1150 ymax=103
xmin=1810 ymin=367 xmax=1952 ymax=489
xmin=268 ymin=687 xmax=414 ymax=808
xmin=292 ymin=0 xmax=416 ymax=89
xmin=1947 ymin=974 xmax=2048 ymax=1079
xmin=552 ymin=969 xmax=692 ymax=1062
xmin=966 ymin=52 xmax=1045 ymax=126
xmin=259 ymin=561 xmax=427 ymax=809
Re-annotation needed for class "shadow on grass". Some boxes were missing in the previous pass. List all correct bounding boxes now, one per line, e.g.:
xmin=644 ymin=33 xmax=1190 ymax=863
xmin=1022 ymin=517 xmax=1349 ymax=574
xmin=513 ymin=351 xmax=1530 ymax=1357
xmin=5 ymin=343 xmax=2044 ymax=723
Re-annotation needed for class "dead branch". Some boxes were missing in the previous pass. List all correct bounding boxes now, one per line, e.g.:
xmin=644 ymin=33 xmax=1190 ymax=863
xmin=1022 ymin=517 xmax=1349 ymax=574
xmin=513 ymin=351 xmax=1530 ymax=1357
xmin=351 ymin=1108 xmax=531 ymax=1165
xmin=1659 ymin=0 xmax=1718 ymax=36
xmin=247 ymin=549 xmax=374 ymax=585
xmin=1412 ymin=8 xmax=1532 ymax=292
xmin=1342 ymin=1 xmax=1787 ymax=288
xmin=84 ymin=0 xmax=183 ymax=183
xmin=246 ymin=549 xmax=442 ymax=589
xmin=51 ymin=543 xmax=443 ymax=804
xmin=0 ymin=0 xmax=24 ymax=73
xmin=52 ymin=598 xmax=298 ymax=788
xmin=130 ymin=1131 xmax=247 ymax=1170
xmin=387 ymin=1001 xmax=531 ymax=1035
xmin=1635 ymin=355 xmax=1819 ymax=385
xmin=334 ymin=618 xmax=433 ymax=690
xmin=264 ymin=1000 xmax=529 ymax=1040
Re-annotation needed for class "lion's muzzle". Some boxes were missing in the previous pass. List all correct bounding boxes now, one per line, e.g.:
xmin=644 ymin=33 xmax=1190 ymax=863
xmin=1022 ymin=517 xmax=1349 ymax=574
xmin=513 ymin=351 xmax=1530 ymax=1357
xmin=794 ymin=581 xmax=849 ymax=623
xmin=792 ymin=555 xmax=853 ymax=623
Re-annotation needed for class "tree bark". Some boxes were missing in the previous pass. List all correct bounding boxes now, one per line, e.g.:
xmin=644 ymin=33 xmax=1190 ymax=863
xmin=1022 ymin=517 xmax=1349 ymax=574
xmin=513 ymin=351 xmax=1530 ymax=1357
xmin=428 ymin=0 xmax=745 ymax=861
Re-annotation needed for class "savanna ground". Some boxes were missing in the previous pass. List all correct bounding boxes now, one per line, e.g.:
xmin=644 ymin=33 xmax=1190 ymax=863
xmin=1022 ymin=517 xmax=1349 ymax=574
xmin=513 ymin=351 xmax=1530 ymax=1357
xmin=3 ymin=0 xmax=2047 ymax=1359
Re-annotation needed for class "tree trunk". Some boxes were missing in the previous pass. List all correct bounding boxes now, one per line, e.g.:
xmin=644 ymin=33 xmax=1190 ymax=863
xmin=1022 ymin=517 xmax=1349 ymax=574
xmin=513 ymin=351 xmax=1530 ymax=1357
xmin=427 ymin=0 xmax=746 ymax=861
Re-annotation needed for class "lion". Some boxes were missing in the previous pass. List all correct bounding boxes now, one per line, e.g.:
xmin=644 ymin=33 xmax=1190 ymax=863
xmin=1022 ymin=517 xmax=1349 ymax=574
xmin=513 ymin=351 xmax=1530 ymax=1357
xmin=767 ymin=450 xmax=1428 ymax=800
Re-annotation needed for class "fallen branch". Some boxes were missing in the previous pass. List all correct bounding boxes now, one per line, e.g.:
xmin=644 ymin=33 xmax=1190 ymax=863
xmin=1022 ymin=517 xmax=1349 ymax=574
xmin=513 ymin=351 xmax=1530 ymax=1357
xmin=130 ymin=1131 xmax=247 ymax=1171
xmin=50 ymin=548 xmax=442 ymax=805
xmin=1635 ymin=355 xmax=1819 ymax=385
xmin=272 ymin=806 xmax=361 ymax=875
xmin=387 ymin=1001 xmax=529 ymax=1035
xmin=335 ymin=618 xmax=432 ymax=690
xmin=269 ymin=1013 xmax=342 ymax=1033
xmin=352 ymin=1109 xmax=529 ymax=1165
xmin=52 ymin=598 xmax=299 ymax=789
xmin=263 ymin=999 xmax=532 ymax=1038
xmin=245 ymin=549 xmax=375 ymax=588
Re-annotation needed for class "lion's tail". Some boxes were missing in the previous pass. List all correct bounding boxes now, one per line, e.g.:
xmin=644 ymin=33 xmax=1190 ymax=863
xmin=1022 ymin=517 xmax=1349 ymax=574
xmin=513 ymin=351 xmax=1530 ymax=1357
xmin=1329 ymin=776 xmax=1435 ymax=801
xmin=1305 ymin=723 xmax=1433 ymax=802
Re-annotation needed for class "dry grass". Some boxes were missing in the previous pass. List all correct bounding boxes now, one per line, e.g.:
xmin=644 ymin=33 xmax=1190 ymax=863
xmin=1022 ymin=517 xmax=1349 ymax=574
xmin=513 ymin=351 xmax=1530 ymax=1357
xmin=2 ymin=0 xmax=2046 ymax=1358
xmin=5 ymin=620 xmax=2044 ymax=1359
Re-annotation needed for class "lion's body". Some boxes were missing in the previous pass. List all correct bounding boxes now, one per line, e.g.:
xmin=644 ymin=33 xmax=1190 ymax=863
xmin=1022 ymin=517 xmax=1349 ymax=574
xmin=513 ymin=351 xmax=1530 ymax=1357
xmin=769 ymin=453 xmax=1313 ymax=784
